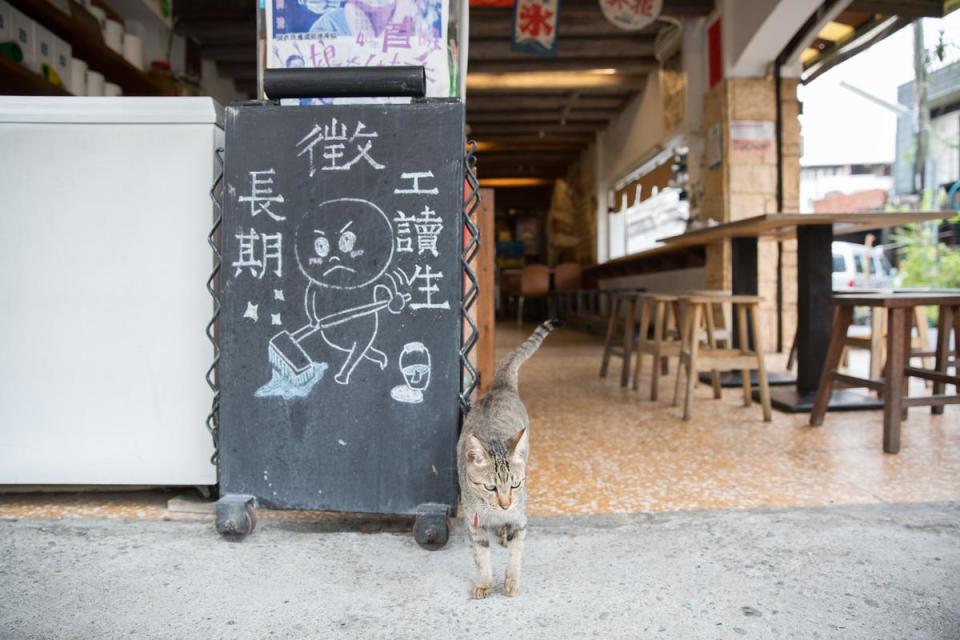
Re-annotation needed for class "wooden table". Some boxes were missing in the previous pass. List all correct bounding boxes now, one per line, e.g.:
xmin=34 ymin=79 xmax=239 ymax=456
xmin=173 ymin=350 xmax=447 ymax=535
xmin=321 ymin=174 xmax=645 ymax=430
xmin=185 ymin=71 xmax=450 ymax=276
xmin=658 ymin=212 xmax=947 ymax=412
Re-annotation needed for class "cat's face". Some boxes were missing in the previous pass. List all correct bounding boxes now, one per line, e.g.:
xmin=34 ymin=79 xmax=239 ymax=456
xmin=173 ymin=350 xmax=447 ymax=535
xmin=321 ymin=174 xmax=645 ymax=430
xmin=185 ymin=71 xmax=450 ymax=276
xmin=464 ymin=430 xmax=528 ymax=510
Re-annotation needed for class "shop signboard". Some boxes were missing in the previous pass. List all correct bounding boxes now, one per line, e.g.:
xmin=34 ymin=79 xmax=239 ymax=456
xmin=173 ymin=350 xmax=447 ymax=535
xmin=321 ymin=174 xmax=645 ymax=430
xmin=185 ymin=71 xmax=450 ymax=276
xmin=218 ymin=101 xmax=464 ymax=515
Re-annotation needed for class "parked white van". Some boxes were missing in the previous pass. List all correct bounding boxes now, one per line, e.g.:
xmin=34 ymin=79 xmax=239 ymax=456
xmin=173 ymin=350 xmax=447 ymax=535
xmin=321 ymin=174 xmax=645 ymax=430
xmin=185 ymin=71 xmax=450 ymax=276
xmin=832 ymin=241 xmax=899 ymax=290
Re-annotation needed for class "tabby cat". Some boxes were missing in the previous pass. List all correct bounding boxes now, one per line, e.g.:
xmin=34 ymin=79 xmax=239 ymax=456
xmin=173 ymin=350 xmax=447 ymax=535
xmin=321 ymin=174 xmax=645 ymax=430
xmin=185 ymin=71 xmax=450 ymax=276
xmin=456 ymin=319 xmax=557 ymax=598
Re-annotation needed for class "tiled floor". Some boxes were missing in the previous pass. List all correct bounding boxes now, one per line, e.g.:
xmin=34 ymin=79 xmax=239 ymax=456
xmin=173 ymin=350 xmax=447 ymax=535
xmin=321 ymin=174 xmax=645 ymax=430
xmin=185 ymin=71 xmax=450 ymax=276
xmin=499 ymin=324 xmax=960 ymax=515
xmin=2 ymin=323 xmax=957 ymax=521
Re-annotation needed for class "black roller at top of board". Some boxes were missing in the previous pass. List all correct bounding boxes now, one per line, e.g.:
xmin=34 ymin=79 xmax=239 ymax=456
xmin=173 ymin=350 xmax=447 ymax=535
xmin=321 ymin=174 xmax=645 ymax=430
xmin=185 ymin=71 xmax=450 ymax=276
xmin=218 ymin=100 xmax=465 ymax=516
xmin=263 ymin=66 xmax=427 ymax=99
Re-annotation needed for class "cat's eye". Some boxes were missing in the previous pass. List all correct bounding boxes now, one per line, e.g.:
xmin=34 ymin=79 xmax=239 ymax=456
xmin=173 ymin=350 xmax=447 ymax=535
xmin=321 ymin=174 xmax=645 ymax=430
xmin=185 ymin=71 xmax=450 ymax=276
xmin=511 ymin=480 xmax=522 ymax=489
xmin=483 ymin=484 xmax=496 ymax=492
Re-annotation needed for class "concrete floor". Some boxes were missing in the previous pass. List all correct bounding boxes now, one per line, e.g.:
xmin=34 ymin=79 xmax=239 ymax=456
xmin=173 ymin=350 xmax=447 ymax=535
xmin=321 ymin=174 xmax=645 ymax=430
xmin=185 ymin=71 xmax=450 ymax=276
xmin=501 ymin=325 xmax=960 ymax=515
xmin=1 ymin=501 xmax=958 ymax=639
xmin=2 ymin=323 xmax=958 ymax=638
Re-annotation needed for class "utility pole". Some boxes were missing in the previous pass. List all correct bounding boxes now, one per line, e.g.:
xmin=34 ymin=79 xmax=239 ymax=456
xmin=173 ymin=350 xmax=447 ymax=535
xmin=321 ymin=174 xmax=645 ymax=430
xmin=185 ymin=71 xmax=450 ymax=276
xmin=912 ymin=20 xmax=931 ymax=203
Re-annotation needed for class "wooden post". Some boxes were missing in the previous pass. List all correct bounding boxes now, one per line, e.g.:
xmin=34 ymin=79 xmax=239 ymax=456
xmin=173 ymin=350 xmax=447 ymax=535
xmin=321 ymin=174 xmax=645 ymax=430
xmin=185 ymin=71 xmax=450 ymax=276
xmin=475 ymin=188 xmax=496 ymax=395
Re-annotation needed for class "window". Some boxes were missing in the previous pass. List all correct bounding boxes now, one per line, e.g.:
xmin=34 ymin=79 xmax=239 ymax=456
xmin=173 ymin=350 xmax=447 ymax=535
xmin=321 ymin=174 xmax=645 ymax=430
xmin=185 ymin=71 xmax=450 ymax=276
xmin=853 ymin=255 xmax=864 ymax=273
xmin=875 ymin=254 xmax=894 ymax=276
xmin=832 ymin=255 xmax=846 ymax=272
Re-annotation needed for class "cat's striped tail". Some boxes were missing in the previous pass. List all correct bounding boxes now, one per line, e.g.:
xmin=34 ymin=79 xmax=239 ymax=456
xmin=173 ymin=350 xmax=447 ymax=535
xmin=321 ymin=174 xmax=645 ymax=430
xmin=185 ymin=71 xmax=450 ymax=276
xmin=491 ymin=319 xmax=560 ymax=391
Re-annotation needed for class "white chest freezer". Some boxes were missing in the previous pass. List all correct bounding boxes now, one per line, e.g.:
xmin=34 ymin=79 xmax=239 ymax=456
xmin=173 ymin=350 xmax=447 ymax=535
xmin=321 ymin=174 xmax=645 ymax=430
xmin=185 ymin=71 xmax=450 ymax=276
xmin=0 ymin=97 xmax=221 ymax=485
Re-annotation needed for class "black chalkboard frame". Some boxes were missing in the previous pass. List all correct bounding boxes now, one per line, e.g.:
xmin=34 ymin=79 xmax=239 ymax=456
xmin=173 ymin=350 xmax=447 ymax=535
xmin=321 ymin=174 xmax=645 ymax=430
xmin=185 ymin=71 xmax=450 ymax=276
xmin=210 ymin=100 xmax=476 ymax=545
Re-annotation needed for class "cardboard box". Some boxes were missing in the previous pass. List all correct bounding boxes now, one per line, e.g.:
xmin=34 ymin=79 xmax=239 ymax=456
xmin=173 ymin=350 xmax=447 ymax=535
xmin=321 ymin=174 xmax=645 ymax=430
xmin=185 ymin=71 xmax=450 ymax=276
xmin=10 ymin=7 xmax=36 ymax=72
xmin=0 ymin=1 xmax=14 ymax=46
xmin=53 ymin=34 xmax=71 ymax=88
xmin=34 ymin=23 xmax=56 ymax=70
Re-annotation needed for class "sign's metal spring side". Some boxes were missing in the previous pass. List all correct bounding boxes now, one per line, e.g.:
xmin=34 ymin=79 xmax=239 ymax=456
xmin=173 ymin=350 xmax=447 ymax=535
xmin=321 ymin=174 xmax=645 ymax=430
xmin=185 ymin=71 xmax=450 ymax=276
xmin=460 ymin=140 xmax=481 ymax=415
xmin=206 ymin=147 xmax=225 ymax=466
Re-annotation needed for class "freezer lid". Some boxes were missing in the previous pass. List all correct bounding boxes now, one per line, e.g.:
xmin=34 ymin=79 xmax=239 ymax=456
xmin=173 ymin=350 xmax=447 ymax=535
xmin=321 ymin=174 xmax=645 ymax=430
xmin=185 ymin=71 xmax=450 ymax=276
xmin=0 ymin=97 xmax=224 ymax=127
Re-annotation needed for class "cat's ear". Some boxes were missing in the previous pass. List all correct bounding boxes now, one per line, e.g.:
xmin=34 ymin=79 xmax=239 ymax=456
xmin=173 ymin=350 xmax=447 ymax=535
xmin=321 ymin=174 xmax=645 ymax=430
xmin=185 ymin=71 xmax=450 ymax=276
xmin=465 ymin=435 xmax=490 ymax=467
xmin=508 ymin=428 xmax=528 ymax=463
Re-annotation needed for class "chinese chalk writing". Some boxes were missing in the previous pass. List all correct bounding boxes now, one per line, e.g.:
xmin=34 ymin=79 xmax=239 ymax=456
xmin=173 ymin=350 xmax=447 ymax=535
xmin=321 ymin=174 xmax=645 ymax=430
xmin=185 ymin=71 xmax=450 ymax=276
xmin=238 ymin=169 xmax=286 ymax=221
xmin=232 ymin=228 xmax=283 ymax=279
xmin=296 ymin=118 xmax=385 ymax=176
xmin=394 ymin=171 xmax=439 ymax=195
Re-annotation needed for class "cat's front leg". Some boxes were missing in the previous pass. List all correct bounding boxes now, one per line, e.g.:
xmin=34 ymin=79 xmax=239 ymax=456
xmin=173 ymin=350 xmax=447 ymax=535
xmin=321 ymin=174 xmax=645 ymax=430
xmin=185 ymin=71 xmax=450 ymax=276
xmin=503 ymin=525 xmax=526 ymax=597
xmin=466 ymin=517 xmax=493 ymax=599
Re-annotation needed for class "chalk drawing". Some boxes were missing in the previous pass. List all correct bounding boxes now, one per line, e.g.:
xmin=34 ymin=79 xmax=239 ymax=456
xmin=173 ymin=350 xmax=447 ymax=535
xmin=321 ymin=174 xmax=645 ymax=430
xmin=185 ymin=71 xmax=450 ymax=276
xmin=243 ymin=302 xmax=259 ymax=322
xmin=255 ymin=361 xmax=327 ymax=399
xmin=257 ymin=198 xmax=411 ymax=398
xmin=390 ymin=341 xmax=431 ymax=403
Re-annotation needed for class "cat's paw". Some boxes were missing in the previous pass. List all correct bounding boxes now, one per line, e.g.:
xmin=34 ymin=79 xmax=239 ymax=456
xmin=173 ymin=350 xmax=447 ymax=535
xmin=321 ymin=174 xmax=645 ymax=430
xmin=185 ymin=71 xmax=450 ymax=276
xmin=471 ymin=583 xmax=493 ymax=599
xmin=504 ymin=577 xmax=521 ymax=597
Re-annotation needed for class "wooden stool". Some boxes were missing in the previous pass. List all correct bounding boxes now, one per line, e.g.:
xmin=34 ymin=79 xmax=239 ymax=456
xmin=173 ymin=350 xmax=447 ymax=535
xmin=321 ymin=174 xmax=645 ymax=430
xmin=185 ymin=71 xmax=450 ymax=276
xmin=599 ymin=291 xmax=642 ymax=388
xmin=632 ymin=294 xmax=683 ymax=400
xmin=672 ymin=294 xmax=772 ymax=422
xmin=810 ymin=292 xmax=960 ymax=453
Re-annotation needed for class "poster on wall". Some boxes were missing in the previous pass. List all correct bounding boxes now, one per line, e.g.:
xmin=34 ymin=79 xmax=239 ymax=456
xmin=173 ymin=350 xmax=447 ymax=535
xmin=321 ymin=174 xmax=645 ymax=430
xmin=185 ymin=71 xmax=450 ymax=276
xmin=266 ymin=0 xmax=451 ymax=102
xmin=598 ymin=0 xmax=660 ymax=31
xmin=512 ymin=0 xmax=560 ymax=56
xmin=515 ymin=217 xmax=542 ymax=256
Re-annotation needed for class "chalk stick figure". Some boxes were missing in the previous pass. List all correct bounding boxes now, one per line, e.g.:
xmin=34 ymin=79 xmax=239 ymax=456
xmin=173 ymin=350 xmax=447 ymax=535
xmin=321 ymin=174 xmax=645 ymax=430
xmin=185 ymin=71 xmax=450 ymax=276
xmin=267 ymin=198 xmax=408 ymax=387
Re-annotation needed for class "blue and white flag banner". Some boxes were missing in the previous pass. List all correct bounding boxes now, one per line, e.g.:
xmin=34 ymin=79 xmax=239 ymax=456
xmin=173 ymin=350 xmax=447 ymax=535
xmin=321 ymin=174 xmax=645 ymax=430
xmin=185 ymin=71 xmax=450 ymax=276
xmin=511 ymin=0 xmax=560 ymax=57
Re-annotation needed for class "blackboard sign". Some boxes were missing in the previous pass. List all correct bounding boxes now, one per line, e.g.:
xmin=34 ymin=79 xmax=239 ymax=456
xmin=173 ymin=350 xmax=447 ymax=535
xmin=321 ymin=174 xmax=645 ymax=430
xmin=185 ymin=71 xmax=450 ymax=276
xmin=219 ymin=101 xmax=464 ymax=515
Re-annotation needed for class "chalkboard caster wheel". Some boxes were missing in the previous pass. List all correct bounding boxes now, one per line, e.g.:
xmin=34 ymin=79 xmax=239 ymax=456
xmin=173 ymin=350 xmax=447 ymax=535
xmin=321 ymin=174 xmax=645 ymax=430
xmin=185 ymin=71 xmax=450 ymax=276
xmin=216 ymin=495 xmax=257 ymax=539
xmin=413 ymin=503 xmax=450 ymax=550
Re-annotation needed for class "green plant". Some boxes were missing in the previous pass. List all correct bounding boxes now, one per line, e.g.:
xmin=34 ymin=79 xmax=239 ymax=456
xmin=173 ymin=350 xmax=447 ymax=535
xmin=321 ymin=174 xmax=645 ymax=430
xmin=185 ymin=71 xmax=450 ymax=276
xmin=894 ymin=216 xmax=960 ymax=290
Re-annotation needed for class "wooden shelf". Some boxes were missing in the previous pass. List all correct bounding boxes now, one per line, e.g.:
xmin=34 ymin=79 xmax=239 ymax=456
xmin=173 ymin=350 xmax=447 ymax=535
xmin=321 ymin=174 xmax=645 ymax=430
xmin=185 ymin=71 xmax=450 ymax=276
xmin=0 ymin=55 xmax=72 ymax=96
xmin=7 ymin=0 xmax=166 ymax=97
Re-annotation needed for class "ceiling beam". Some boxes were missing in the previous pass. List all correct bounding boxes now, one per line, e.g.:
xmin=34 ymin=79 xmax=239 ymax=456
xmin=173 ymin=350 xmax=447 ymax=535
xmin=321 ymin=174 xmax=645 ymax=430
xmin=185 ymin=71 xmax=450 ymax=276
xmin=468 ymin=58 xmax=658 ymax=74
xmin=479 ymin=167 xmax=568 ymax=179
xmin=468 ymin=109 xmax=618 ymax=122
xmin=847 ymin=0 xmax=945 ymax=18
xmin=467 ymin=73 xmax=646 ymax=94
xmin=176 ymin=20 xmax=252 ymax=43
xmin=475 ymin=134 xmax=595 ymax=146
xmin=466 ymin=94 xmax=625 ymax=110
xmin=481 ymin=150 xmax=579 ymax=160
xmin=470 ymin=14 xmax=649 ymax=39
xmin=468 ymin=122 xmax=606 ymax=134
xmin=559 ymin=0 xmax=714 ymax=14
xmin=469 ymin=37 xmax=655 ymax=60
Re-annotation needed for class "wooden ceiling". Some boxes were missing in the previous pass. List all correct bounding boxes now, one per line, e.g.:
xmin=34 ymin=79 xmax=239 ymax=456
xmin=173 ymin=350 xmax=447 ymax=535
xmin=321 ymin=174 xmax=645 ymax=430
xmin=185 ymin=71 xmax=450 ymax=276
xmin=468 ymin=0 xmax=712 ymax=180
xmin=174 ymin=0 xmax=712 ymax=182
xmin=173 ymin=0 xmax=945 ymax=183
